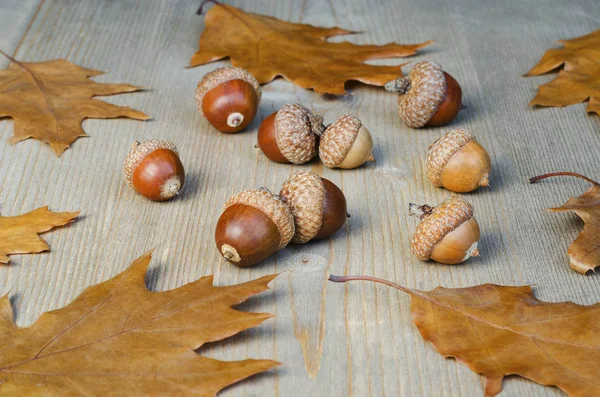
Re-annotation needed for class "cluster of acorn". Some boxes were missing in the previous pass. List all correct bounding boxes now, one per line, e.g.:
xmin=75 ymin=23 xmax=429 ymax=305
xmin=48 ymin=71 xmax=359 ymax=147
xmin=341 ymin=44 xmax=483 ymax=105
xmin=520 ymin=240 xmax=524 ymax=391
xmin=384 ymin=61 xmax=492 ymax=266
xmin=408 ymin=128 xmax=492 ymax=265
xmin=195 ymin=66 xmax=376 ymax=169
xmin=215 ymin=170 xmax=348 ymax=267
xmin=119 ymin=60 xmax=492 ymax=268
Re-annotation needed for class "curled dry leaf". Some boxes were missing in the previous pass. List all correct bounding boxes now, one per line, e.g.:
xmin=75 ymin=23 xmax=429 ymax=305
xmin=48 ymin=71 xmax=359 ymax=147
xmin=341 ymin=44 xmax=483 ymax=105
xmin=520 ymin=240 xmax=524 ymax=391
xmin=0 ymin=50 xmax=150 ymax=156
xmin=530 ymin=172 xmax=600 ymax=274
xmin=0 ymin=252 xmax=279 ymax=396
xmin=526 ymin=29 xmax=600 ymax=115
xmin=189 ymin=3 xmax=431 ymax=95
xmin=329 ymin=274 xmax=600 ymax=397
xmin=0 ymin=206 xmax=79 ymax=265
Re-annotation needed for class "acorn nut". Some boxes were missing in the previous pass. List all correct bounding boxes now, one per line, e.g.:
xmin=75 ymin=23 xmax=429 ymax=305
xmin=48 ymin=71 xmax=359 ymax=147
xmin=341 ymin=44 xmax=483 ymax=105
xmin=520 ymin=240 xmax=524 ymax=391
xmin=409 ymin=196 xmax=480 ymax=265
xmin=215 ymin=188 xmax=295 ymax=267
xmin=257 ymin=103 xmax=324 ymax=164
xmin=279 ymin=170 xmax=348 ymax=243
xmin=196 ymin=66 xmax=261 ymax=133
xmin=427 ymin=129 xmax=491 ymax=193
xmin=385 ymin=61 xmax=462 ymax=128
xmin=319 ymin=114 xmax=375 ymax=169
xmin=124 ymin=140 xmax=185 ymax=201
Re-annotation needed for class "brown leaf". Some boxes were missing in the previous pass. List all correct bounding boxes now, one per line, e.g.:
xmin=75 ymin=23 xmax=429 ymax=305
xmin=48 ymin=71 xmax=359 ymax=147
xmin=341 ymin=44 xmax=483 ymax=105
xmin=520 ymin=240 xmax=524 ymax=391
xmin=329 ymin=274 xmax=600 ymax=397
xmin=0 ymin=51 xmax=150 ymax=156
xmin=530 ymin=172 xmax=600 ymax=274
xmin=0 ymin=206 xmax=79 ymax=265
xmin=526 ymin=29 xmax=600 ymax=115
xmin=189 ymin=3 xmax=431 ymax=95
xmin=0 ymin=252 xmax=279 ymax=396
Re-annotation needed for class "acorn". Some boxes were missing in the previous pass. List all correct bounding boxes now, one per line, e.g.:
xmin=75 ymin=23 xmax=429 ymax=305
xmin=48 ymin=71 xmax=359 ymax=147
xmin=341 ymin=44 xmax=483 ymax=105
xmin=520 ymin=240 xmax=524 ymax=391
xmin=195 ymin=66 xmax=261 ymax=133
xmin=426 ymin=129 xmax=491 ymax=193
xmin=215 ymin=188 xmax=295 ymax=267
xmin=385 ymin=61 xmax=462 ymax=128
xmin=319 ymin=114 xmax=375 ymax=169
xmin=279 ymin=170 xmax=348 ymax=243
xmin=257 ymin=103 xmax=324 ymax=164
xmin=123 ymin=140 xmax=185 ymax=201
xmin=409 ymin=196 xmax=480 ymax=265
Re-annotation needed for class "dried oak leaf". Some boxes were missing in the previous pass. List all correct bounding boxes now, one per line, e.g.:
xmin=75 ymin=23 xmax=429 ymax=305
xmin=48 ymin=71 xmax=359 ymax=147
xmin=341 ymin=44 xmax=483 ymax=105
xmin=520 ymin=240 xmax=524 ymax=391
xmin=330 ymin=275 xmax=600 ymax=397
xmin=526 ymin=29 xmax=600 ymax=115
xmin=0 ymin=206 xmax=79 ymax=265
xmin=189 ymin=3 xmax=431 ymax=95
xmin=0 ymin=51 xmax=150 ymax=156
xmin=530 ymin=172 xmax=600 ymax=274
xmin=0 ymin=252 xmax=279 ymax=396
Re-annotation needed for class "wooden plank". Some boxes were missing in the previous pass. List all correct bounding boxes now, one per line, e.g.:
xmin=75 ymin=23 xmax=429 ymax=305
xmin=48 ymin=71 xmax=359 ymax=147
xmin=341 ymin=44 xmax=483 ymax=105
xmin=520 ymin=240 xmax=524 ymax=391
xmin=0 ymin=0 xmax=41 ymax=56
xmin=0 ymin=0 xmax=599 ymax=396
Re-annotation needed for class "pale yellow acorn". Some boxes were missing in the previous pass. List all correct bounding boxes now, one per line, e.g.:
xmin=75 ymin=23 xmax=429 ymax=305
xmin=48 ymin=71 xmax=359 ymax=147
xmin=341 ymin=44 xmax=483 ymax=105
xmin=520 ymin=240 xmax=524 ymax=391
xmin=385 ymin=61 xmax=462 ymax=128
xmin=426 ymin=129 xmax=491 ymax=193
xmin=409 ymin=196 xmax=480 ymax=265
xmin=257 ymin=103 xmax=324 ymax=164
xmin=279 ymin=170 xmax=348 ymax=243
xmin=319 ymin=114 xmax=375 ymax=169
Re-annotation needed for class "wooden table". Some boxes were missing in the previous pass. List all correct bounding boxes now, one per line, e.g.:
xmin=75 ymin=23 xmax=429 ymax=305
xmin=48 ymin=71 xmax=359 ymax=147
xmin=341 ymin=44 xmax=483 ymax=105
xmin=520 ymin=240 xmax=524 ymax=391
xmin=1 ymin=0 xmax=598 ymax=395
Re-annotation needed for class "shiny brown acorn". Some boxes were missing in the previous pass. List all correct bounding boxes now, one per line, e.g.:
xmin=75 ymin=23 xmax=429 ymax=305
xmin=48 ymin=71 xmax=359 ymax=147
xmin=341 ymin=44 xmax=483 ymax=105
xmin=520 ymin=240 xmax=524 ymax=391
xmin=123 ymin=140 xmax=185 ymax=201
xmin=319 ymin=114 xmax=375 ymax=169
xmin=279 ymin=170 xmax=348 ymax=243
xmin=385 ymin=61 xmax=462 ymax=128
xmin=215 ymin=188 xmax=295 ymax=267
xmin=409 ymin=196 xmax=480 ymax=265
xmin=257 ymin=103 xmax=324 ymax=164
xmin=196 ymin=66 xmax=261 ymax=133
xmin=426 ymin=129 xmax=491 ymax=193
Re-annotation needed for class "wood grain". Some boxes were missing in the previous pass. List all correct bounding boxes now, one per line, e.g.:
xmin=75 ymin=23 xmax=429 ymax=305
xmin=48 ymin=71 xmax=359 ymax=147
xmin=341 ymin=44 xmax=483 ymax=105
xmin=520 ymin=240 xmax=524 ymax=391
xmin=0 ymin=0 xmax=599 ymax=396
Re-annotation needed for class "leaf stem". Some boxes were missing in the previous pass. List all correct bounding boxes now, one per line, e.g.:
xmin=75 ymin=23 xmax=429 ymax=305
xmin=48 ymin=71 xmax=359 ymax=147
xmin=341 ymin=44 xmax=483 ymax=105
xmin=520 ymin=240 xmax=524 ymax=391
xmin=0 ymin=49 xmax=19 ymax=65
xmin=529 ymin=172 xmax=599 ymax=186
xmin=197 ymin=0 xmax=221 ymax=15
xmin=328 ymin=274 xmax=411 ymax=295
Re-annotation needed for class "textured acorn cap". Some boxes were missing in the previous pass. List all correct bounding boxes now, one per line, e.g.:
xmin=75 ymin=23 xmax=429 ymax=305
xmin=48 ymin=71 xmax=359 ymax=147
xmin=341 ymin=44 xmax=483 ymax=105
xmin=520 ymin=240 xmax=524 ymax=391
xmin=279 ymin=170 xmax=326 ymax=243
xmin=396 ymin=61 xmax=447 ymax=128
xmin=426 ymin=129 xmax=475 ymax=186
xmin=195 ymin=66 xmax=262 ymax=113
xmin=274 ymin=103 xmax=323 ymax=164
xmin=319 ymin=114 xmax=362 ymax=168
xmin=123 ymin=140 xmax=179 ymax=188
xmin=225 ymin=188 xmax=295 ymax=250
xmin=410 ymin=196 xmax=474 ymax=261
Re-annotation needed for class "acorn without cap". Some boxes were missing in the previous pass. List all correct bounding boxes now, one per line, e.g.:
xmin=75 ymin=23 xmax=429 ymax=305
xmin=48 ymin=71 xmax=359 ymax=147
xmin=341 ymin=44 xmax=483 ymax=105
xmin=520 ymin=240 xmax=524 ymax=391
xmin=215 ymin=188 xmax=295 ymax=267
xmin=319 ymin=114 xmax=375 ymax=169
xmin=385 ymin=61 xmax=462 ymax=128
xmin=279 ymin=170 xmax=348 ymax=243
xmin=426 ymin=129 xmax=491 ymax=193
xmin=123 ymin=140 xmax=185 ymax=201
xmin=196 ymin=66 xmax=261 ymax=133
xmin=409 ymin=196 xmax=480 ymax=265
xmin=257 ymin=103 xmax=324 ymax=164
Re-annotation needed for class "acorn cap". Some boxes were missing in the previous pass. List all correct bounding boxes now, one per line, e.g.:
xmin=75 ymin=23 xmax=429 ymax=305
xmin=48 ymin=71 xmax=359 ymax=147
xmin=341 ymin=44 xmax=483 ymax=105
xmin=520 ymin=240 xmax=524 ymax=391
xmin=395 ymin=61 xmax=447 ymax=128
xmin=410 ymin=196 xmax=474 ymax=261
xmin=123 ymin=139 xmax=179 ymax=188
xmin=319 ymin=114 xmax=362 ymax=168
xmin=279 ymin=170 xmax=326 ymax=243
xmin=275 ymin=103 xmax=323 ymax=164
xmin=195 ymin=66 xmax=262 ymax=113
xmin=426 ymin=129 xmax=475 ymax=186
xmin=225 ymin=188 xmax=295 ymax=250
